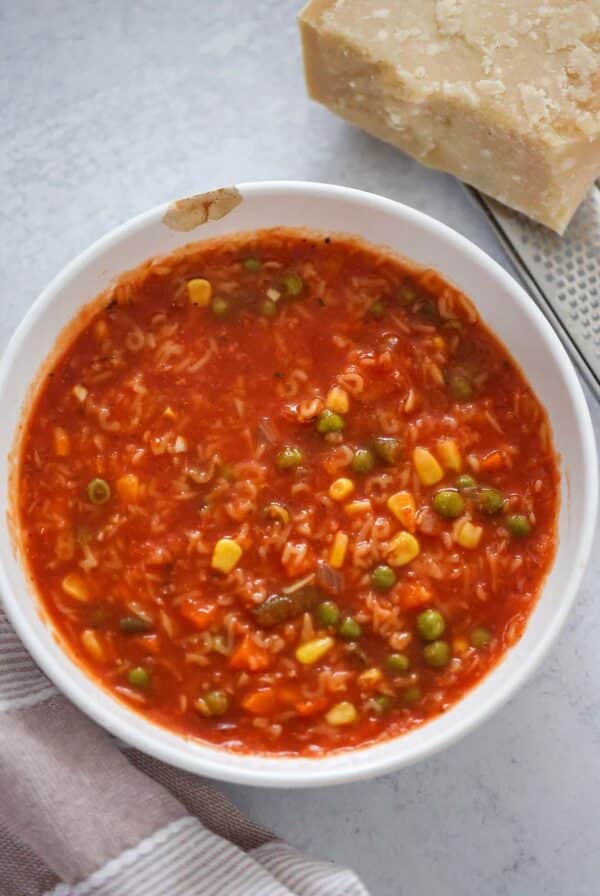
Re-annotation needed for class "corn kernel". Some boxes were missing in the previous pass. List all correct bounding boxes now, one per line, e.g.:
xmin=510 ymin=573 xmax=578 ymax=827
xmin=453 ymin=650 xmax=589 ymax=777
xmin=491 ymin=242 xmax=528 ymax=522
xmin=329 ymin=531 xmax=349 ymax=568
xmin=345 ymin=499 xmax=371 ymax=516
xmin=455 ymin=519 xmax=483 ymax=549
xmin=187 ymin=278 xmax=212 ymax=306
xmin=72 ymin=384 xmax=88 ymax=403
xmin=358 ymin=667 xmax=383 ymax=689
xmin=453 ymin=637 xmax=470 ymax=656
xmin=326 ymin=701 xmax=358 ymax=726
xmin=296 ymin=636 xmax=334 ymax=665
xmin=437 ymin=438 xmax=462 ymax=473
xmin=326 ymin=386 xmax=350 ymax=414
xmin=387 ymin=491 xmax=416 ymax=531
xmin=387 ymin=531 xmax=420 ymax=567
xmin=211 ymin=538 xmax=242 ymax=573
xmin=116 ymin=473 xmax=140 ymax=503
xmin=62 ymin=572 xmax=89 ymax=602
xmin=54 ymin=427 xmax=70 ymax=457
xmin=329 ymin=477 xmax=354 ymax=501
xmin=413 ymin=446 xmax=443 ymax=485
xmin=81 ymin=629 xmax=105 ymax=662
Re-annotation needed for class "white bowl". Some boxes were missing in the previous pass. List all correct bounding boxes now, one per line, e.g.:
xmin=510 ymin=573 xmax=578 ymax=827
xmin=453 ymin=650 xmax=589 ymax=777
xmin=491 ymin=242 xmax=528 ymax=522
xmin=0 ymin=182 xmax=596 ymax=787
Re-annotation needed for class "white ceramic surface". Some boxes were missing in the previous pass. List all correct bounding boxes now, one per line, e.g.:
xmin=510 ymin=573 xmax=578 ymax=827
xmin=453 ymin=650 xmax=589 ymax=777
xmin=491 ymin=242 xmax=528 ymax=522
xmin=0 ymin=181 xmax=596 ymax=788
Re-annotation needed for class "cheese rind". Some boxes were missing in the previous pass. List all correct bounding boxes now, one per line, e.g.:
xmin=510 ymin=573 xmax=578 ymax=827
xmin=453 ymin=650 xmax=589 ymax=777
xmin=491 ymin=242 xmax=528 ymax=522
xmin=299 ymin=0 xmax=600 ymax=232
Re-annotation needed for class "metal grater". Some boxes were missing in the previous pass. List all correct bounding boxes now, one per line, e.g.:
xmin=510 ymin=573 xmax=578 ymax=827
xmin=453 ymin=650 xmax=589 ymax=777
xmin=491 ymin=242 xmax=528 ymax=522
xmin=466 ymin=184 xmax=600 ymax=401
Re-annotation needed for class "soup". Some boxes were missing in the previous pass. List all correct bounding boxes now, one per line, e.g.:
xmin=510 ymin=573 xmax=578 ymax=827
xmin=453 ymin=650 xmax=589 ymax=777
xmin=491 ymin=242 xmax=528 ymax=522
xmin=18 ymin=229 xmax=558 ymax=755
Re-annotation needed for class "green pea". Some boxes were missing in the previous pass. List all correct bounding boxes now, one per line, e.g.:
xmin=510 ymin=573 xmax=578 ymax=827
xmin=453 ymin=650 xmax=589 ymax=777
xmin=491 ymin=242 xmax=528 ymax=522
xmin=211 ymin=297 xmax=230 ymax=317
xmin=456 ymin=474 xmax=477 ymax=491
xmin=87 ymin=478 xmax=111 ymax=505
xmin=506 ymin=514 xmax=532 ymax=537
xmin=387 ymin=653 xmax=410 ymax=674
xmin=470 ymin=626 xmax=492 ymax=648
xmin=368 ymin=301 xmax=385 ymax=318
xmin=402 ymin=685 xmax=422 ymax=705
xmin=260 ymin=298 xmax=277 ymax=317
xmin=448 ymin=373 xmax=473 ymax=402
xmin=276 ymin=446 xmax=304 ymax=470
xmin=417 ymin=608 xmax=446 ymax=641
xmin=317 ymin=600 xmax=340 ymax=627
xmin=119 ymin=616 xmax=151 ymax=634
xmin=128 ymin=666 xmax=149 ymax=688
xmin=397 ymin=285 xmax=417 ymax=306
xmin=316 ymin=409 xmax=345 ymax=434
xmin=432 ymin=489 xmax=465 ymax=519
xmin=339 ymin=616 xmax=362 ymax=640
xmin=351 ymin=448 xmax=375 ymax=474
xmin=204 ymin=690 xmax=230 ymax=716
xmin=372 ymin=436 xmax=402 ymax=465
xmin=281 ymin=272 xmax=303 ymax=296
xmin=371 ymin=564 xmax=396 ymax=592
xmin=243 ymin=256 xmax=262 ymax=272
xmin=478 ymin=487 xmax=505 ymax=515
xmin=423 ymin=640 xmax=451 ymax=668
xmin=370 ymin=694 xmax=393 ymax=714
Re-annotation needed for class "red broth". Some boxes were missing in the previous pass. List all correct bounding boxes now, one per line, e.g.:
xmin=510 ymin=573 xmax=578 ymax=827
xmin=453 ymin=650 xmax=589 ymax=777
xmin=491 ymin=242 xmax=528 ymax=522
xmin=18 ymin=229 xmax=558 ymax=756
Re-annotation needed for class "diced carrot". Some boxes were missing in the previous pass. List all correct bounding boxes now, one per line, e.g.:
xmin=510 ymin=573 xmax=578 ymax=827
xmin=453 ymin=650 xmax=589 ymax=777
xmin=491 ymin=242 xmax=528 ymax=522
xmin=133 ymin=634 xmax=160 ymax=654
xmin=480 ymin=450 xmax=504 ymax=471
xmin=295 ymin=697 xmax=329 ymax=717
xmin=401 ymin=583 xmax=432 ymax=609
xmin=179 ymin=599 xmax=218 ymax=631
xmin=229 ymin=634 xmax=271 ymax=671
xmin=242 ymin=688 xmax=278 ymax=715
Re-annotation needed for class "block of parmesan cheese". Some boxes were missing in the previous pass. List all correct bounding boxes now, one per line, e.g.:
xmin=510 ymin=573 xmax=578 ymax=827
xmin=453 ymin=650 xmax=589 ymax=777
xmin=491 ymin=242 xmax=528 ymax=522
xmin=299 ymin=0 xmax=600 ymax=232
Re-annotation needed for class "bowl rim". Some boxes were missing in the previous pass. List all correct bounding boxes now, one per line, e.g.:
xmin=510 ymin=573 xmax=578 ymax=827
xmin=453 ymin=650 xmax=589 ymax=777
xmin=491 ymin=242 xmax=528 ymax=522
xmin=0 ymin=180 xmax=597 ymax=787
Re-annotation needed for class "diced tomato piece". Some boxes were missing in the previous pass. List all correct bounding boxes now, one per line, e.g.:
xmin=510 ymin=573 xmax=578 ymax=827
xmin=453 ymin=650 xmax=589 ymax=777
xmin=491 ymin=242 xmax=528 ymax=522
xmin=179 ymin=599 xmax=218 ymax=631
xmin=241 ymin=688 xmax=278 ymax=715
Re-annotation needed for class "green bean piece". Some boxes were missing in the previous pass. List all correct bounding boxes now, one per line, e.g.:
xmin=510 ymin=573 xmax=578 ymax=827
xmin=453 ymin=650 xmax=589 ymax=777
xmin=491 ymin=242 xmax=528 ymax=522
xmin=211 ymin=297 xmax=230 ymax=317
xmin=448 ymin=373 xmax=473 ymax=402
xmin=204 ymin=690 xmax=229 ymax=716
xmin=119 ymin=616 xmax=151 ymax=634
xmin=478 ymin=487 xmax=505 ymax=515
xmin=371 ymin=564 xmax=396 ymax=592
xmin=387 ymin=653 xmax=410 ymax=674
xmin=281 ymin=272 xmax=303 ymax=296
xmin=402 ymin=685 xmax=422 ymax=705
xmin=316 ymin=409 xmax=345 ymax=434
xmin=339 ymin=616 xmax=362 ymax=640
xmin=243 ymin=256 xmax=262 ymax=272
xmin=505 ymin=514 xmax=532 ymax=537
xmin=371 ymin=694 xmax=393 ymax=713
xmin=317 ymin=600 xmax=340 ymax=627
xmin=128 ymin=666 xmax=149 ymax=688
xmin=276 ymin=446 xmax=304 ymax=470
xmin=260 ymin=298 xmax=277 ymax=317
xmin=372 ymin=435 xmax=403 ymax=465
xmin=432 ymin=489 xmax=465 ymax=519
xmin=456 ymin=474 xmax=477 ymax=491
xmin=368 ymin=301 xmax=385 ymax=318
xmin=87 ymin=478 xmax=111 ymax=505
xmin=351 ymin=448 xmax=375 ymax=474
xmin=470 ymin=626 xmax=492 ymax=648
xmin=253 ymin=586 xmax=322 ymax=627
xmin=423 ymin=640 xmax=451 ymax=668
xmin=417 ymin=608 xmax=446 ymax=641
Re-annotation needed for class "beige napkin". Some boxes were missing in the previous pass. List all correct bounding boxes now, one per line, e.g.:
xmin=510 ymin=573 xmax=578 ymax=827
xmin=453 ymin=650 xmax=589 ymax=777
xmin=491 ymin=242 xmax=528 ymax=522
xmin=0 ymin=612 xmax=368 ymax=896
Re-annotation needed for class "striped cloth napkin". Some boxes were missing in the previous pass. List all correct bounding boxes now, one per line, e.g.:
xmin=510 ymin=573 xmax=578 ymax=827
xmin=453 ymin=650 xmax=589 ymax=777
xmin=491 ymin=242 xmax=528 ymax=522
xmin=0 ymin=611 xmax=368 ymax=896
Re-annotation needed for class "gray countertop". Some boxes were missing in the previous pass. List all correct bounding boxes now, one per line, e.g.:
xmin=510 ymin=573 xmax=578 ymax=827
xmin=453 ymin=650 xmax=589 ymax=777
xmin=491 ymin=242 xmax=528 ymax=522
xmin=3 ymin=2 xmax=599 ymax=894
